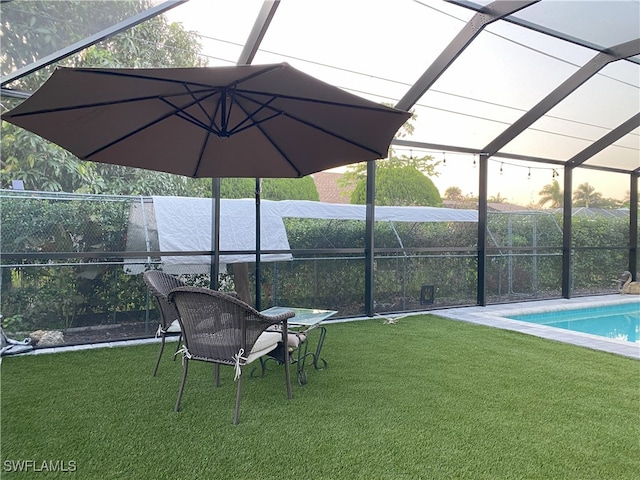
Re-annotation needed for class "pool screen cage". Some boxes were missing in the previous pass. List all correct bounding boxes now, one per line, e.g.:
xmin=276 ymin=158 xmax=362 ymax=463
xmin=0 ymin=189 xmax=631 ymax=346
xmin=0 ymin=0 xmax=638 ymax=346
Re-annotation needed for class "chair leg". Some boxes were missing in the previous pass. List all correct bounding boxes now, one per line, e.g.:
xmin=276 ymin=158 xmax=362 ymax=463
xmin=173 ymin=334 xmax=182 ymax=360
xmin=284 ymin=350 xmax=292 ymax=400
xmin=233 ymin=372 xmax=243 ymax=425
xmin=152 ymin=335 xmax=166 ymax=377
xmin=174 ymin=359 xmax=189 ymax=412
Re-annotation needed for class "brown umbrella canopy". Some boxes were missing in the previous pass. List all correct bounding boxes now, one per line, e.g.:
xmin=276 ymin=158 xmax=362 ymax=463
xmin=2 ymin=63 xmax=410 ymax=178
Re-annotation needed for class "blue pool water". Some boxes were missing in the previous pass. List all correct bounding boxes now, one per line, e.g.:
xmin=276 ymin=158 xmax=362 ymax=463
xmin=509 ymin=302 xmax=640 ymax=344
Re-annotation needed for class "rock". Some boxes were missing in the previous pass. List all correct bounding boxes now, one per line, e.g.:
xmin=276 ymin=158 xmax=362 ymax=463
xmin=30 ymin=330 xmax=64 ymax=346
xmin=29 ymin=330 xmax=46 ymax=344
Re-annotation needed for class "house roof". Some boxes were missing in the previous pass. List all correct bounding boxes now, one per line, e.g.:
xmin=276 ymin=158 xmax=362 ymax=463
xmin=312 ymin=171 xmax=353 ymax=204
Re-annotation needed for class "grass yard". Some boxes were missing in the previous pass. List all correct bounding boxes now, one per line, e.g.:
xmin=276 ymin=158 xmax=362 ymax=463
xmin=1 ymin=314 xmax=638 ymax=479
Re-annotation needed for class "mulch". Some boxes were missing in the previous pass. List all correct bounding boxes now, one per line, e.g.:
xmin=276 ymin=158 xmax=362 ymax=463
xmin=60 ymin=322 xmax=159 ymax=346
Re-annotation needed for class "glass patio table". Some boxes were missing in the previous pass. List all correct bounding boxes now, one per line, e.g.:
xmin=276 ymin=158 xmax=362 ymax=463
xmin=260 ymin=306 xmax=337 ymax=385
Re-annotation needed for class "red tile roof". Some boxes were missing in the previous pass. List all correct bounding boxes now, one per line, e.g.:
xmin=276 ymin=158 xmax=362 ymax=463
xmin=313 ymin=171 xmax=354 ymax=204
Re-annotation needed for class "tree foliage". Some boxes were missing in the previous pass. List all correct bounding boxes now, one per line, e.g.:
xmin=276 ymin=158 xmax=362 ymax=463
xmin=342 ymin=152 xmax=439 ymax=186
xmin=1 ymin=0 xmax=210 ymax=196
xmin=341 ymin=150 xmax=441 ymax=206
xmin=572 ymin=182 xmax=604 ymax=208
xmin=261 ymin=177 xmax=319 ymax=201
xmin=536 ymin=181 xmax=621 ymax=209
xmin=488 ymin=193 xmax=508 ymax=203
xmin=350 ymin=164 xmax=442 ymax=206
xmin=220 ymin=177 xmax=319 ymax=201
xmin=444 ymin=186 xmax=463 ymax=201
xmin=538 ymin=179 xmax=563 ymax=208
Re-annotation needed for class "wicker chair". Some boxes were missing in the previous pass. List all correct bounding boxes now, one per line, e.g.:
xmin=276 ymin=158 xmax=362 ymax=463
xmin=168 ymin=286 xmax=295 ymax=424
xmin=143 ymin=270 xmax=187 ymax=376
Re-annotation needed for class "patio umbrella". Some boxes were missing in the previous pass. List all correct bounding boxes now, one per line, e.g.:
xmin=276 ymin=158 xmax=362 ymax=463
xmin=2 ymin=63 xmax=410 ymax=302
xmin=1 ymin=63 xmax=410 ymax=177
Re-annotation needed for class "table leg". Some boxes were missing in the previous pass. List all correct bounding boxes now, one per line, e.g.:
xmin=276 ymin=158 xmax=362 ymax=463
xmin=310 ymin=326 xmax=328 ymax=370
xmin=250 ymin=357 xmax=271 ymax=378
xmin=295 ymin=339 xmax=309 ymax=385
xmin=251 ymin=327 xmax=326 ymax=384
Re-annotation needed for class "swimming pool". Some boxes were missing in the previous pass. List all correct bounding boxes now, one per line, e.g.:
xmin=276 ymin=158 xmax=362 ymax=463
xmin=435 ymin=296 xmax=639 ymax=358
xmin=508 ymin=302 xmax=639 ymax=344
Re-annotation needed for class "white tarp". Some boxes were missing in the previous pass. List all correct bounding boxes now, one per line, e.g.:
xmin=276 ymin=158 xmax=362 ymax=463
xmin=126 ymin=197 xmax=477 ymax=274
xmin=274 ymin=199 xmax=478 ymax=222
xmin=152 ymin=196 xmax=292 ymax=271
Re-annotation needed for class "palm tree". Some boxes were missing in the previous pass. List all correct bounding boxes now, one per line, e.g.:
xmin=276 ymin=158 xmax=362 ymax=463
xmin=444 ymin=186 xmax=463 ymax=201
xmin=573 ymin=182 xmax=602 ymax=208
xmin=538 ymin=179 xmax=563 ymax=208
xmin=488 ymin=193 xmax=508 ymax=203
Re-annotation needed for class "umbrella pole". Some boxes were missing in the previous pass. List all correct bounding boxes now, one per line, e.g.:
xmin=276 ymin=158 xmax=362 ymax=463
xmin=211 ymin=178 xmax=221 ymax=290
xmin=255 ymin=178 xmax=262 ymax=310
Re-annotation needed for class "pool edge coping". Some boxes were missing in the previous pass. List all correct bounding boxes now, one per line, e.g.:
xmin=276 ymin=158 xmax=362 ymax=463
xmin=434 ymin=295 xmax=640 ymax=360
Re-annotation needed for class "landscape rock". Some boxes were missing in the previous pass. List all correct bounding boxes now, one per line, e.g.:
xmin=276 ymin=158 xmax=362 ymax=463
xmin=30 ymin=330 xmax=64 ymax=346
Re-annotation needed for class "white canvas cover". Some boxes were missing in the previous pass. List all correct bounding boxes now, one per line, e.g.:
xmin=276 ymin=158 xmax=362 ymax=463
xmin=125 ymin=197 xmax=477 ymax=274
xmin=274 ymin=200 xmax=478 ymax=222
xmin=125 ymin=197 xmax=292 ymax=274
xmin=154 ymin=196 xmax=292 ymax=268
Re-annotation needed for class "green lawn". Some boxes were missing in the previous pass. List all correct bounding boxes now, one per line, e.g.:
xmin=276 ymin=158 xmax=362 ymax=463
xmin=1 ymin=315 xmax=638 ymax=479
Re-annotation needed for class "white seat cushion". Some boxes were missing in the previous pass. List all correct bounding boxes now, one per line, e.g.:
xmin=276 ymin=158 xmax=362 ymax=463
xmin=286 ymin=332 xmax=306 ymax=350
xmin=166 ymin=319 xmax=181 ymax=333
xmin=266 ymin=326 xmax=306 ymax=350
xmin=246 ymin=331 xmax=281 ymax=364
xmin=188 ymin=329 xmax=281 ymax=364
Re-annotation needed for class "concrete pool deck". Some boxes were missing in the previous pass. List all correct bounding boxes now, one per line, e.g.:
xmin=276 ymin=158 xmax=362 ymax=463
xmin=434 ymin=295 xmax=639 ymax=360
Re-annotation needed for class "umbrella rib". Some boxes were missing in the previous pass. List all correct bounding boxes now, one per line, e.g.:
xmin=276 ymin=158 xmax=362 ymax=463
xmin=236 ymin=88 xmax=404 ymax=114
xmin=83 ymin=91 xmax=222 ymax=159
xmin=231 ymin=91 xmax=390 ymax=157
xmin=281 ymin=110 xmax=386 ymax=157
xmin=191 ymin=92 xmax=229 ymax=177
xmin=69 ymin=66 xmax=284 ymax=92
xmin=161 ymin=88 xmax=225 ymax=136
xmin=222 ymin=94 xmax=281 ymax=135
xmin=226 ymin=111 xmax=282 ymax=136
xmin=230 ymin=98 xmax=302 ymax=176
xmin=3 ymin=90 xmax=215 ymax=118
xmin=185 ymin=83 xmax=222 ymax=132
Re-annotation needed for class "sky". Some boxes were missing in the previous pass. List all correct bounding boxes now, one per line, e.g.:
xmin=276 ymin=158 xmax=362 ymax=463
xmin=163 ymin=0 xmax=638 ymax=206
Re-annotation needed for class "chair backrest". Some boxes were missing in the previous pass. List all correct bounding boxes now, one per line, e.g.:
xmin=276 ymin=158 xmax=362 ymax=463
xmin=143 ymin=270 xmax=187 ymax=330
xmin=168 ymin=287 xmax=284 ymax=364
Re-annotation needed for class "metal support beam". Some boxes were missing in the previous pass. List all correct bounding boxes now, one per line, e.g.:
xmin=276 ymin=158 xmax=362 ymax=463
xmin=567 ymin=113 xmax=640 ymax=168
xmin=255 ymin=178 xmax=262 ymax=310
xmin=236 ymin=0 xmax=280 ymax=66
xmin=630 ymin=174 xmax=638 ymax=280
xmin=561 ymin=167 xmax=573 ymax=298
xmin=483 ymin=38 xmax=640 ymax=157
xmin=235 ymin=0 xmax=280 ymax=307
xmin=448 ymin=0 xmax=640 ymax=65
xmin=0 ymin=87 xmax=31 ymax=99
xmin=477 ymin=153 xmax=489 ymax=306
xmin=210 ymin=178 xmax=221 ymax=289
xmin=364 ymin=161 xmax=376 ymax=316
xmin=391 ymin=138 xmax=633 ymax=174
xmin=1 ymin=0 xmax=187 ymax=88
xmin=396 ymin=0 xmax=539 ymax=111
